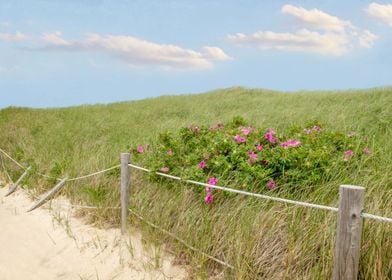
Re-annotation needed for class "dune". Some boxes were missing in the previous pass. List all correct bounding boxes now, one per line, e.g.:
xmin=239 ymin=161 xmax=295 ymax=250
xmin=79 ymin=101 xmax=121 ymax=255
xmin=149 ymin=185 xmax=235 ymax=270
xmin=0 ymin=185 xmax=187 ymax=280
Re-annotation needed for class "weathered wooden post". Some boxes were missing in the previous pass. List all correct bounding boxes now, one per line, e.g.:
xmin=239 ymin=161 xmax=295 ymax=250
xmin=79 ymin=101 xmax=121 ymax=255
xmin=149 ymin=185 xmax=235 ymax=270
xmin=333 ymin=185 xmax=365 ymax=280
xmin=120 ymin=153 xmax=131 ymax=235
xmin=27 ymin=177 xmax=68 ymax=212
xmin=5 ymin=166 xmax=31 ymax=196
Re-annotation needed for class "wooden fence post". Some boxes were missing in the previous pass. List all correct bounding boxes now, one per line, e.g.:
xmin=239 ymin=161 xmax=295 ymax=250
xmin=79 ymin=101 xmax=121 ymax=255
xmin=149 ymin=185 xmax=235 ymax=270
xmin=27 ymin=177 xmax=68 ymax=212
xmin=5 ymin=166 xmax=31 ymax=196
xmin=120 ymin=153 xmax=131 ymax=235
xmin=333 ymin=185 xmax=365 ymax=280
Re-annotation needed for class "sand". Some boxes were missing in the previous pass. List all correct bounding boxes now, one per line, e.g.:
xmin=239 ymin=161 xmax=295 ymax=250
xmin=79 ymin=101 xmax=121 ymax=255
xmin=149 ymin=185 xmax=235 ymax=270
xmin=0 ymin=185 xmax=188 ymax=280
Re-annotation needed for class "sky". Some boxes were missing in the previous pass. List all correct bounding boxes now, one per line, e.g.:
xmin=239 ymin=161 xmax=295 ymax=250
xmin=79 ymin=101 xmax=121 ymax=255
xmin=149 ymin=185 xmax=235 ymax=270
xmin=1 ymin=0 xmax=392 ymax=108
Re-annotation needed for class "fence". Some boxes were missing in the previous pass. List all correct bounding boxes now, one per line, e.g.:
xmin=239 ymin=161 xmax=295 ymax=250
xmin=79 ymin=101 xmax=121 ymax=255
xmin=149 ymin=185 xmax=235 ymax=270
xmin=1 ymin=147 xmax=391 ymax=279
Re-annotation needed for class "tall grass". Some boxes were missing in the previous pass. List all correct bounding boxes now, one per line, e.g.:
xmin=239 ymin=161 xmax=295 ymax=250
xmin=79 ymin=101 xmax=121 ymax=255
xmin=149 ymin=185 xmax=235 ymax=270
xmin=0 ymin=87 xmax=391 ymax=279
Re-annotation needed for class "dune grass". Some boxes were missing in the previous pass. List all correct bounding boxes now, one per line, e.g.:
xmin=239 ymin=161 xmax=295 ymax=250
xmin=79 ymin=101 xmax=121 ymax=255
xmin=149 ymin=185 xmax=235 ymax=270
xmin=0 ymin=87 xmax=391 ymax=279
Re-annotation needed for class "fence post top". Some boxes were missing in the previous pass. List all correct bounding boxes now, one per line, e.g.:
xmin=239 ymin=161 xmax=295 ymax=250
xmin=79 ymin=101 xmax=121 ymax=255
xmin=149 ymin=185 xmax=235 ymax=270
xmin=121 ymin=153 xmax=131 ymax=161
xmin=340 ymin=185 xmax=365 ymax=191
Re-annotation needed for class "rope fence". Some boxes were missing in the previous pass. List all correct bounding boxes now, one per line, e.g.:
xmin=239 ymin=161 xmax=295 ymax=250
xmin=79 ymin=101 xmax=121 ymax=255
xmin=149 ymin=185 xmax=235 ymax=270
xmin=1 ymin=147 xmax=391 ymax=222
xmin=1 ymin=147 xmax=392 ymax=279
xmin=0 ymin=149 xmax=231 ymax=269
xmin=129 ymin=163 xmax=392 ymax=223
xmin=65 ymin=165 xmax=120 ymax=182
xmin=0 ymin=147 xmax=120 ymax=183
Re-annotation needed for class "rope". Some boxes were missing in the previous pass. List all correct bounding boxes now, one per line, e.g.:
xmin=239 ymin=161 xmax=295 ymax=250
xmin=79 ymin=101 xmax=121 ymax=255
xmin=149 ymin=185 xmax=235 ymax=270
xmin=37 ymin=172 xmax=61 ymax=181
xmin=128 ymin=207 xmax=234 ymax=269
xmin=52 ymin=204 xmax=120 ymax=210
xmin=185 ymin=179 xmax=339 ymax=212
xmin=128 ymin=163 xmax=392 ymax=224
xmin=129 ymin=164 xmax=339 ymax=212
xmin=0 ymin=147 xmax=26 ymax=169
xmin=2 ymin=147 xmax=391 ymax=224
xmin=361 ymin=213 xmax=392 ymax=223
xmin=0 ymin=146 xmax=120 ymax=182
xmin=65 ymin=165 xmax=120 ymax=182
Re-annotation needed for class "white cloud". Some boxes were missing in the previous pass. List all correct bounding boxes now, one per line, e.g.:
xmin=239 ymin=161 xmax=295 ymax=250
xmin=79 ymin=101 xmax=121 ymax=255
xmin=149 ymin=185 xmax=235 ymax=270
xmin=227 ymin=5 xmax=378 ymax=56
xmin=366 ymin=3 xmax=392 ymax=27
xmin=42 ymin=31 xmax=71 ymax=46
xmin=0 ymin=31 xmax=28 ymax=42
xmin=228 ymin=29 xmax=349 ymax=55
xmin=202 ymin=46 xmax=232 ymax=60
xmin=39 ymin=32 xmax=231 ymax=69
xmin=358 ymin=30 xmax=379 ymax=48
xmin=282 ymin=4 xmax=353 ymax=32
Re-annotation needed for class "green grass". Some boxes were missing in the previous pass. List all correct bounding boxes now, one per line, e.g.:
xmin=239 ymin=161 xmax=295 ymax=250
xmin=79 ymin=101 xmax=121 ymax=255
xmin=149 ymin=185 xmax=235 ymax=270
xmin=0 ymin=87 xmax=391 ymax=279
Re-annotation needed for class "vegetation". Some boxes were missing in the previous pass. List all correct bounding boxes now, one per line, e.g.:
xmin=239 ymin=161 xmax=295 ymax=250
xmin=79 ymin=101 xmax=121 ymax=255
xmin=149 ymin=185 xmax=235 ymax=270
xmin=0 ymin=87 xmax=391 ymax=279
xmin=133 ymin=116 xmax=370 ymax=198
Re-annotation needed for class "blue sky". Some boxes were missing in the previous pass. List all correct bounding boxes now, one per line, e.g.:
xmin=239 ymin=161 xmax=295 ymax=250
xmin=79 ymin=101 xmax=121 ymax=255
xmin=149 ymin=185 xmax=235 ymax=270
xmin=1 ymin=0 xmax=392 ymax=108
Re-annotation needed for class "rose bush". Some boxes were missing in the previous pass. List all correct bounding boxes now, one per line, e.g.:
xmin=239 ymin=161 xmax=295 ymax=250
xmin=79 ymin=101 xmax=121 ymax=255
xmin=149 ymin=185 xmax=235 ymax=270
xmin=131 ymin=117 xmax=369 ymax=202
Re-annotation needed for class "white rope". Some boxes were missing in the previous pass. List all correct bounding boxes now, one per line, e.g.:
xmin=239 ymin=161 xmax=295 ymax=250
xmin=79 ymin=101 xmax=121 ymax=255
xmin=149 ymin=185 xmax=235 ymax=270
xmin=128 ymin=164 xmax=338 ymax=212
xmin=128 ymin=164 xmax=150 ymax=172
xmin=37 ymin=172 xmax=61 ymax=181
xmin=362 ymin=213 xmax=392 ymax=223
xmin=65 ymin=165 xmax=120 ymax=182
xmin=53 ymin=204 xmax=120 ymax=210
xmin=186 ymin=179 xmax=339 ymax=212
xmin=0 ymin=147 xmax=26 ymax=169
xmin=128 ymin=207 xmax=234 ymax=269
xmin=0 ymin=147 xmax=120 ymax=182
xmin=129 ymin=163 xmax=392 ymax=223
xmin=155 ymin=172 xmax=182 ymax=181
xmin=2 ymin=147 xmax=391 ymax=223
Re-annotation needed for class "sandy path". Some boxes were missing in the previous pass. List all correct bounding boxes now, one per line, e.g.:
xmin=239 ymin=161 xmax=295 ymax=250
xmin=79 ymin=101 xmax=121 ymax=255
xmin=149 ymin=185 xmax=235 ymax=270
xmin=0 ymin=185 xmax=188 ymax=280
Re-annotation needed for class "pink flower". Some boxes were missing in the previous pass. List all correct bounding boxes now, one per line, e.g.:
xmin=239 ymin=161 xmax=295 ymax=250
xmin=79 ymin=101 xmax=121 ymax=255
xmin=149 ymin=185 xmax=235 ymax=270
xmin=198 ymin=160 xmax=207 ymax=169
xmin=188 ymin=124 xmax=199 ymax=133
xmin=256 ymin=144 xmax=264 ymax=151
xmin=248 ymin=151 xmax=258 ymax=159
xmin=312 ymin=125 xmax=321 ymax=133
xmin=234 ymin=135 xmax=246 ymax=143
xmin=280 ymin=142 xmax=289 ymax=148
xmin=208 ymin=177 xmax=217 ymax=186
xmin=266 ymin=180 xmax=276 ymax=189
xmin=281 ymin=139 xmax=301 ymax=148
xmin=160 ymin=167 xmax=170 ymax=173
xmin=210 ymin=122 xmax=224 ymax=131
xmin=264 ymin=129 xmax=276 ymax=144
xmin=167 ymin=149 xmax=173 ymax=156
xmin=241 ymin=127 xmax=253 ymax=136
xmin=137 ymin=146 xmax=144 ymax=153
xmin=289 ymin=139 xmax=301 ymax=147
xmin=247 ymin=150 xmax=258 ymax=164
xmin=364 ymin=147 xmax=370 ymax=155
xmin=204 ymin=177 xmax=217 ymax=204
xmin=344 ymin=150 xmax=354 ymax=161
xmin=304 ymin=125 xmax=321 ymax=134
xmin=204 ymin=190 xmax=213 ymax=204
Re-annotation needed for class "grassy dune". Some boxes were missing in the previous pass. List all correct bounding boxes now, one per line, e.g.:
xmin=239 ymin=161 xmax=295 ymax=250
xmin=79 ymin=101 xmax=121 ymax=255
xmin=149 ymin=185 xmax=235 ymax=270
xmin=0 ymin=87 xmax=391 ymax=279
